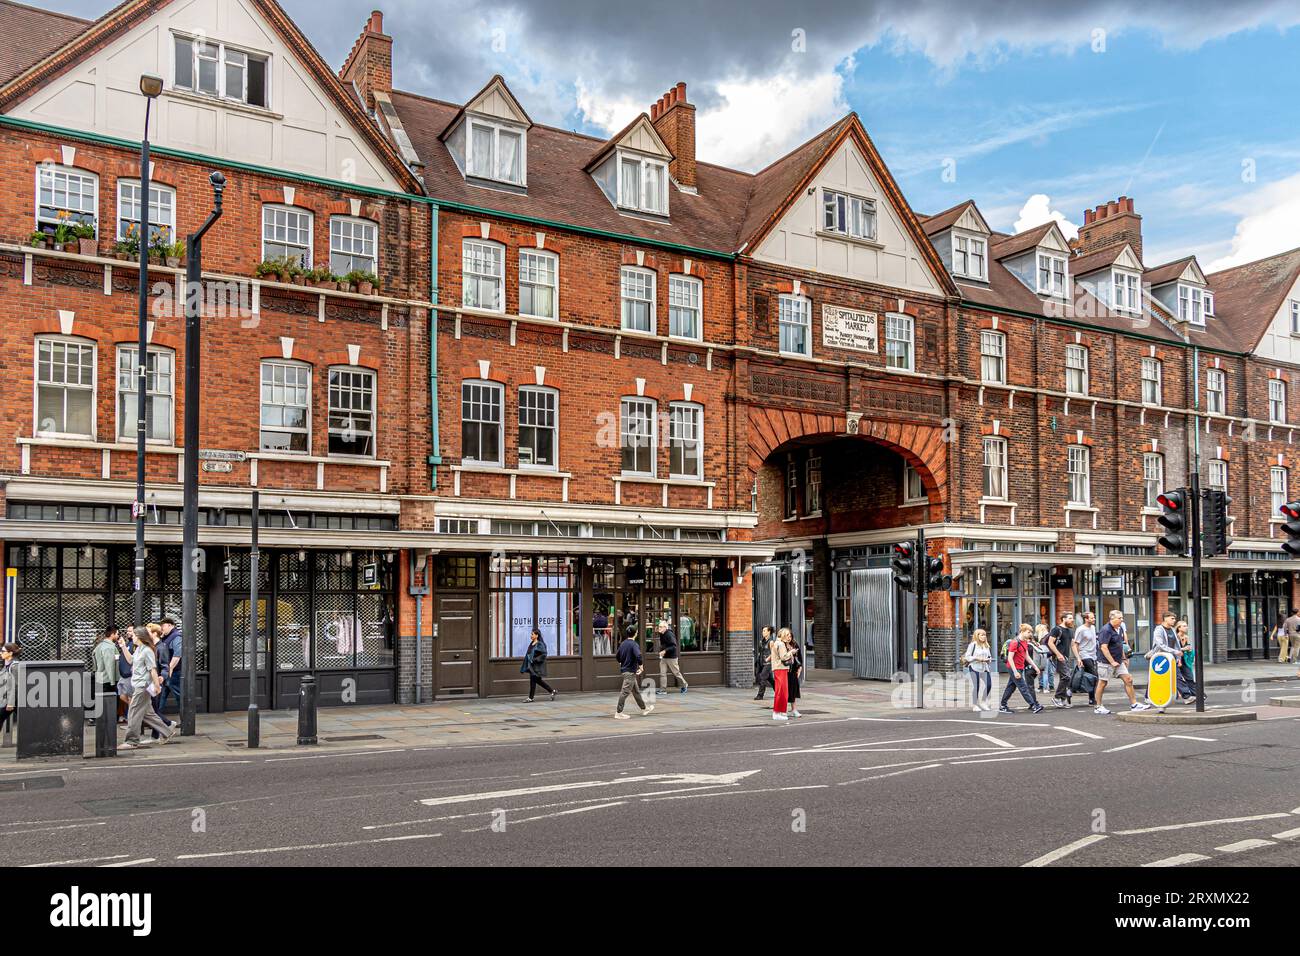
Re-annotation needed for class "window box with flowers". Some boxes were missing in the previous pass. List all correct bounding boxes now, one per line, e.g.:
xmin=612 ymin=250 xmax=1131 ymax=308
xmin=344 ymin=269 xmax=380 ymax=296
xmin=112 ymin=224 xmax=140 ymax=260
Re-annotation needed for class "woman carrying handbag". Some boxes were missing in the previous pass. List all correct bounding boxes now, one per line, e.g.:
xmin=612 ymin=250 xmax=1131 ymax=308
xmin=520 ymin=628 xmax=556 ymax=702
xmin=962 ymin=628 xmax=993 ymax=711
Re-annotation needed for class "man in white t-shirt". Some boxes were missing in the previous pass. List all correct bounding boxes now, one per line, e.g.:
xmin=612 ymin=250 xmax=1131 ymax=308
xmin=1071 ymin=611 xmax=1100 ymax=707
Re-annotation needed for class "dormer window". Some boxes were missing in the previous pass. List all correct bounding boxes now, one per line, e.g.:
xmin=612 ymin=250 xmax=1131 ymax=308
xmin=1204 ymin=292 xmax=1215 ymax=316
xmin=173 ymin=34 xmax=269 ymax=109
xmin=1178 ymin=284 xmax=1205 ymax=326
xmin=466 ymin=117 xmax=525 ymax=186
xmin=1037 ymin=253 xmax=1068 ymax=297
xmin=822 ymin=189 xmax=876 ymax=241
xmin=618 ymin=152 xmax=668 ymax=216
xmin=1112 ymin=270 xmax=1140 ymax=314
xmin=952 ymin=233 xmax=987 ymax=281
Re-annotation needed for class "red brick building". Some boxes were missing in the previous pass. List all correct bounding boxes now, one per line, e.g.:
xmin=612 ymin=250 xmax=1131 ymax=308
xmin=2 ymin=0 xmax=1298 ymax=710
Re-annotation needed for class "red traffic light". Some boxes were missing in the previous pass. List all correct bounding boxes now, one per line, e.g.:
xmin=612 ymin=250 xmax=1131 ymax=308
xmin=893 ymin=541 xmax=914 ymax=557
xmin=1281 ymin=501 xmax=1300 ymax=519
xmin=1156 ymin=491 xmax=1184 ymax=510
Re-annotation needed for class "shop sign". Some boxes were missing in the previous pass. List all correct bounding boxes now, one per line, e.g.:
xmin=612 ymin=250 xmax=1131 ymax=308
xmin=821 ymin=305 xmax=878 ymax=353
xmin=1051 ymin=573 xmax=1073 ymax=589
xmin=711 ymin=565 xmax=734 ymax=589
xmin=991 ymin=572 xmax=1013 ymax=590
xmin=626 ymin=563 xmax=646 ymax=587
xmin=361 ymin=562 xmax=379 ymax=587
xmin=1100 ymin=575 xmax=1125 ymax=592
xmin=1151 ymin=576 xmax=1178 ymax=592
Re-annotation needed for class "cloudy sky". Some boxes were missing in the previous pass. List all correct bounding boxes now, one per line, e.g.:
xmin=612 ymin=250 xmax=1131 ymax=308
xmin=39 ymin=0 xmax=1300 ymax=269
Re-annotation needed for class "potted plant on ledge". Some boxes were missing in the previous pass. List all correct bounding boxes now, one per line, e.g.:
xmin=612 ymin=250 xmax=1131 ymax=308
xmin=147 ymin=225 xmax=172 ymax=265
xmin=113 ymin=224 xmax=140 ymax=261
xmin=72 ymin=221 xmax=97 ymax=257
xmin=29 ymin=231 xmax=48 ymax=250
xmin=346 ymin=269 xmax=379 ymax=296
xmin=255 ymin=258 xmax=284 ymax=283
xmin=165 ymin=239 xmax=184 ymax=269
xmin=51 ymin=213 xmax=74 ymax=252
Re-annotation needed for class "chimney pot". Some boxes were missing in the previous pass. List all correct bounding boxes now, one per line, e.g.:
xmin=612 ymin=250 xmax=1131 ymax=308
xmin=651 ymin=102 xmax=658 ymax=120
xmin=1084 ymin=209 xmax=1093 ymax=225
xmin=370 ymin=10 xmax=383 ymax=33
xmin=1107 ymin=200 xmax=1120 ymax=216
xmin=675 ymin=81 xmax=687 ymax=103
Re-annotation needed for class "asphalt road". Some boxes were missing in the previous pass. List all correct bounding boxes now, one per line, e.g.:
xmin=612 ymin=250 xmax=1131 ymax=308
xmin=3 ymin=681 xmax=1299 ymax=869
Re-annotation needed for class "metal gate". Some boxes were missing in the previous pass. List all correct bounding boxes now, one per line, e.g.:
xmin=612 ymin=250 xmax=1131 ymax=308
xmin=752 ymin=564 xmax=778 ymax=667
xmin=851 ymin=568 xmax=900 ymax=680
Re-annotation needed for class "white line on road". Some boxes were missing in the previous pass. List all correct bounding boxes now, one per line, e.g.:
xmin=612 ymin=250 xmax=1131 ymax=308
xmin=849 ymin=717 xmax=1042 ymax=728
xmin=1168 ymin=734 xmax=1217 ymax=742
xmin=1054 ymin=726 xmax=1105 ymax=740
xmin=550 ymin=732 xmax=653 ymax=743
xmin=1114 ymin=812 xmax=1291 ymax=836
xmin=1144 ymin=853 xmax=1211 ymax=867
xmin=529 ymin=762 xmax=642 ymax=777
xmin=951 ymin=752 xmax=1092 ymax=766
xmin=838 ymin=764 xmax=943 ymax=786
xmin=22 ymin=855 xmax=131 ymax=867
xmin=8 ymin=821 xmax=107 ymax=836
xmin=416 ymin=770 xmax=760 ymax=807
xmin=975 ymin=733 xmax=1017 ymax=749
xmin=464 ymin=801 xmax=627 ymax=832
xmin=0 ymin=767 xmax=69 ymax=778
xmin=1215 ymin=838 xmax=1275 ymax=853
xmin=265 ymin=748 xmax=407 ymax=763
xmin=640 ymin=785 xmax=829 ymax=802
xmin=176 ymin=833 xmax=441 ymax=860
xmin=1271 ymin=827 xmax=1300 ymax=839
xmin=1023 ymin=834 xmax=1109 ymax=867
xmin=1104 ymin=737 xmax=1164 ymax=753
xmin=101 ymin=858 xmax=155 ymax=867
xmin=79 ymin=760 xmax=254 ymax=771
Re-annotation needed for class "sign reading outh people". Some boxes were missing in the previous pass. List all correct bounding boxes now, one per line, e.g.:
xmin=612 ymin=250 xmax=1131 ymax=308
xmin=821 ymin=305 xmax=878 ymax=353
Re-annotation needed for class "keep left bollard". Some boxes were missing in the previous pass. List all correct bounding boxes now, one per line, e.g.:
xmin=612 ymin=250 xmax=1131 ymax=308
xmin=297 ymin=673 xmax=318 ymax=745
xmin=95 ymin=688 xmax=117 ymax=758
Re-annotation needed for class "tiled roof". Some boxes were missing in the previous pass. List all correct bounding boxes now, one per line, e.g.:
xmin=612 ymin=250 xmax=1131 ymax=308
xmin=918 ymin=200 xmax=975 ymax=236
xmin=1203 ymin=248 xmax=1300 ymax=352
xmin=1069 ymin=245 xmax=1132 ymax=278
xmin=389 ymin=89 xmax=754 ymax=253
xmin=1144 ymin=256 xmax=1197 ymax=287
xmin=0 ymin=0 xmax=90 ymax=87
xmin=990 ymin=222 xmax=1053 ymax=260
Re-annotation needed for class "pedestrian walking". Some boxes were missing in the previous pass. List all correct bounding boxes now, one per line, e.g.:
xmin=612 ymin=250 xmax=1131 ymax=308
xmin=114 ymin=630 xmax=133 ymax=723
xmin=769 ymin=627 xmax=794 ymax=721
xmin=656 ymin=619 xmax=688 ymax=694
xmin=999 ymin=624 xmax=1043 ymax=714
xmin=1094 ymin=609 xmax=1150 ymax=715
xmin=90 ymin=627 xmax=120 ymax=725
xmin=1071 ymin=611 xmax=1100 ymax=706
xmin=520 ymin=628 xmax=556 ymax=702
xmin=121 ymin=627 xmax=176 ymax=748
xmin=783 ymin=628 xmax=803 ymax=718
xmin=157 ymin=617 xmax=182 ymax=715
xmin=1049 ymin=611 xmax=1075 ymax=706
xmin=1285 ymin=608 xmax=1300 ymax=664
xmin=1032 ymin=623 xmax=1053 ymax=692
xmin=613 ymin=626 xmax=653 ymax=719
xmin=1174 ymin=620 xmax=1198 ymax=703
xmin=754 ymin=625 xmax=776 ymax=700
xmin=962 ymin=628 xmax=993 ymax=711
xmin=1148 ymin=611 xmax=1189 ymax=707
xmin=0 ymin=643 xmax=19 ymax=736
xmin=144 ymin=622 xmax=174 ymax=740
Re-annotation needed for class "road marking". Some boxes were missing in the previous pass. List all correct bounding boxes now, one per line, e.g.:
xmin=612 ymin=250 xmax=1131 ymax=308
xmin=838 ymin=764 xmax=943 ymax=786
xmin=1270 ymin=827 xmax=1300 ymax=839
xmin=22 ymin=855 xmax=131 ymax=867
xmin=101 ymin=858 xmax=155 ymax=867
xmin=1104 ymin=737 xmax=1163 ymax=753
xmin=176 ymin=833 xmax=441 ymax=859
xmin=8 ymin=821 xmax=107 ymax=836
xmin=951 ymin=752 xmax=1091 ymax=766
xmin=640 ymin=785 xmax=828 ymax=802
xmin=80 ymin=759 xmax=253 ymax=771
xmin=849 ymin=717 xmax=1041 ymax=728
xmin=550 ymin=732 xmax=653 ymax=743
xmin=1144 ymin=853 xmax=1210 ymax=867
xmin=1168 ymin=734 xmax=1217 ymax=742
xmin=1215 ymin=838 xmax=1275 ymax=853
xmin=417 ymin=770 xmax=760 ymax=807
xmin=1114 ymin=812 xmax=1291 ymax=836
xmin=529 ymin=761 xmax=642 ymax=777
xmin=1023 ymin=834 xmax=1108 ymax=867
xmin=0 ymin=767 xmax=68 ymax=778
xmin=265 ymin=748 xmax=407 ymax=763
xmin=464 ymin=801 xmax=627 ymax=832
xmin=1054 ymin=726 xmax=1104 ymax=740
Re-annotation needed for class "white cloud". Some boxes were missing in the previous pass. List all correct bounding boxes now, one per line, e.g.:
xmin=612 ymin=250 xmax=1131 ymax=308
xmin=696 ymin=71 xmax=848 ymax=170
xmin=1013 ymin=194 xmax=1079 ymax=239
xmin=1207 ymin=172 xmax=1300 ymax=270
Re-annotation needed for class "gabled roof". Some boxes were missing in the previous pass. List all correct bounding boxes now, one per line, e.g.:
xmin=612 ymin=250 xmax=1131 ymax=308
xmin=1069 ymin=243 xmax=1141 ymax=279
xmin=437 ymin=74 xmax=533 ymax=141
xmin=1204 ymin=247 xmax=1300 ymax=353
xmin=919 ymin=199 xmax=989 ymax=237
xmin=1144 ymin=255 xmax=1204 ymax=287
xmin=990 ymin=222 xmax=1056 ymax=260
xmin=0 ymin=0 xmax=423 ymax=194
xmin=736 ymin=116 xmax=853 ymax=248
xmin=583 ymin=112 xmax=671 ymax=171
xmin=0 ymin=0 xmax=90 ymax=87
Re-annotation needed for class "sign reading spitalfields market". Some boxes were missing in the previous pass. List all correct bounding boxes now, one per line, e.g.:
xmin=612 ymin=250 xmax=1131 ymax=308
xmin=821 ymin=305 xmax=878 ymax=353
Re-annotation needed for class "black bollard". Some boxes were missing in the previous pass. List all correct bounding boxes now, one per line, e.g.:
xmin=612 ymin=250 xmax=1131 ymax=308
xmin=95 ymin=689 xmax=117 ymax=758
xmin=297 ymin=673 xmax=318 ymax=745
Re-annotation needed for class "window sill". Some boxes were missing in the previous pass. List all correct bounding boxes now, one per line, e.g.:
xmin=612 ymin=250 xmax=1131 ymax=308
xmin=978 ymin=497 xmax=1014 ymax=507
xmin=452 ymin=464 xmax=571 ymax=478
xmin=900 ymin=499 xmax=928 ymax=508
xmin=612 ymin=475 xmax=714 ymax=488
xmin=1065 ymin=504 xmax=1098 ymax=513
xmin=815 ymin=230 xmax=883 ymax=250
xmin=884 ymin=364 xmax=920 ymax=377
xmin=248 ymin=451 xmax=390 ymax=467
xmin=20 ymin=436 xmax=181 ymax=455
xmin=163 ymin=88 xmax=282 ymax=121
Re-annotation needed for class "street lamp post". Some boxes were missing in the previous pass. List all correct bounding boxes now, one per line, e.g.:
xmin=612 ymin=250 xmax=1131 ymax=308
xmin=179 ymin=170 xmax=226 ymax=737
xmin=133 ymin=74 xmax=163 ymax=628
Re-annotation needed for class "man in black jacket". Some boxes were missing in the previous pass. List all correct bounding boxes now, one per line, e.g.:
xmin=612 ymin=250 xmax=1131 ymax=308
xmin=754 ymin=625 xmax=776 ymax=700
xmin=615 ymin=626 xmax=654 ymax=719
xmin=656 ymin=619 xmax=688 ymax=694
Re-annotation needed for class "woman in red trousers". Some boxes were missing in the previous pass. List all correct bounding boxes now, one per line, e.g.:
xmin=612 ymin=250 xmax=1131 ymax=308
xmin=770 ymin=627 xmax=794 ymax=721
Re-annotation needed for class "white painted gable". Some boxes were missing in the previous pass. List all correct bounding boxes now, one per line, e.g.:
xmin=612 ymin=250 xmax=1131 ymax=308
xmin=617 ymin=116 xmax=671 ymax=159
xmin=9 ymin=0 xmax=403 ymax=191
xmin=953 ymin=204 xmax=990 ymax=235
xmin=465 ymin=78 xmax=528 ymax=126
xmin=1179 ymin=260 xmax=1208 ymax=285
xmin=1247 ymin=272 xmax=1300 ymax=364
xmin=1037 ymin=223 xmax=1071 ymax=255
xmin=1112 ymin=245 xmax=1143 ymax=272
xmin=753 ymin=137 xmax=941 ymax=295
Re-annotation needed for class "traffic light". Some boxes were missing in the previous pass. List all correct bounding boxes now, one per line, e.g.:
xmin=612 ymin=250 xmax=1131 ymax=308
xmin=891 ymin=541 xmax=915 ymax=592
xmin=1156 ymin=488 xmax=1188 ymax=556
xmin=925 ymin=555 xmax=952 ymax=593
xmin=1281 ymin=501 xmax=1300 ymax=556
xmin=1201 ymin=489 xmax=1232 ymax=557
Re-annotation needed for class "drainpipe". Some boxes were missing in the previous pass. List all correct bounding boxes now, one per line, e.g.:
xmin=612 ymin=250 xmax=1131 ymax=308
xmin=428 ymin=203 xmax=442 ymax=487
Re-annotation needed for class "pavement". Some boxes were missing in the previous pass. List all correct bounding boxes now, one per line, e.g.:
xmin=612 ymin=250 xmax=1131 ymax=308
xmin=2 ymin=659 xmax=1294 ymax=764
xmin=0 ymin=670 xmax=1297 ymax=868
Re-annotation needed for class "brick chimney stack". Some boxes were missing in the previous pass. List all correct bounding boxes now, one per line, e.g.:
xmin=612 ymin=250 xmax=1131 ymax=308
xmin=650 ymin=81 xmax=696 ymax=190
xmin=1077 ymin=196 xmax=1142 ymax=261
xmin=340 ymin=10 xmax=393 ymax=114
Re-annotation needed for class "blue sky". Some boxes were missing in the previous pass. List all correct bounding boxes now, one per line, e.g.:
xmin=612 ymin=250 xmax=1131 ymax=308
xmin=35 ymin=0 xmax=1300 ymax=270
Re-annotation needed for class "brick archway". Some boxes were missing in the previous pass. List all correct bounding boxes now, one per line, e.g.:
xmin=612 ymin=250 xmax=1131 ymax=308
xmin=746 ymin=408 xmax=949 ymax=504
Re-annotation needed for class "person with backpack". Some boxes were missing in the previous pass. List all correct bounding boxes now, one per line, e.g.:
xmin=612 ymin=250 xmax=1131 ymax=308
xmin=999 ymin=624 xmax=1043 ymax=714
xmin=1175 ymin=621 xmax=1198 ymax=703
xmin=520 ymin=628 xmax=556 ymax=702
xmin=1031 ymin=624 xmax=1053 ymax=693
xmin=962 ymin=628 xmax=994 ymax=711
xmin=1048 ymin=611 xmax=1075 ymax=707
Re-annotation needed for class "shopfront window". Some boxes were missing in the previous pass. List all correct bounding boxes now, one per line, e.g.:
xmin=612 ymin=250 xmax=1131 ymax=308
xmin=593 ymin=558 xmax=723 ymax=655
xmin=489 ymin=555 xmax=577 ymax=659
